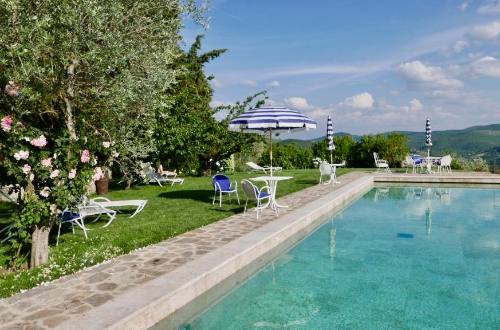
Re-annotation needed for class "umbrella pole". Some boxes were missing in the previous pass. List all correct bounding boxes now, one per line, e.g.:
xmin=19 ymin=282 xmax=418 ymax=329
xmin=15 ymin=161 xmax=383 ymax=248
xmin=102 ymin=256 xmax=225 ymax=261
xmin=269 ymin=129 xmax=273 ymax=176
xmin=330 ymin=151 xmax=333 ymax=164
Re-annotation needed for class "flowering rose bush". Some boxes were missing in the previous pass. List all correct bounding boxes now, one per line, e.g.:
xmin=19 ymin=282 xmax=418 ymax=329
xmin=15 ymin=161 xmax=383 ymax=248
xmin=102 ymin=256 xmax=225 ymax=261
xmin=0 ymin=114 xmax=94 ymax=267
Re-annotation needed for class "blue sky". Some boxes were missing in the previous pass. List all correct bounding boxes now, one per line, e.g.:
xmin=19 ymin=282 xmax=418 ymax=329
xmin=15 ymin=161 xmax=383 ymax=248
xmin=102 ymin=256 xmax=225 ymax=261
xmin=184 ymin=0 xmax=500 ymax=139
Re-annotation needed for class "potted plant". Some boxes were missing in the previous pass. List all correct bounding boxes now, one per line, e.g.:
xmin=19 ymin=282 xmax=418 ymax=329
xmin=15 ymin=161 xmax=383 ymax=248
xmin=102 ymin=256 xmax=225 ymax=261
xmin=93 ymin=141 xmax=119 ymax=195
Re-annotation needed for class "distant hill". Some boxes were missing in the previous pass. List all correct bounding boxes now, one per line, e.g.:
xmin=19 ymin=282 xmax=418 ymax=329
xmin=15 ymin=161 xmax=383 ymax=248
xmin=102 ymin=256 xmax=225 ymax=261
xmin=280 ymin=132 xmax=361 ymax=148
xmin=279 ymin=124 xmax=500 ymax=164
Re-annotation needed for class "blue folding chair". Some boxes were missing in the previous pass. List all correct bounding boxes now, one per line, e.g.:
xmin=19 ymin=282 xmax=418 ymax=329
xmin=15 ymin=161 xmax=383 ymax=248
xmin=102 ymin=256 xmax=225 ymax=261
xmin=212 ymin=174 xmax=240 ymax=207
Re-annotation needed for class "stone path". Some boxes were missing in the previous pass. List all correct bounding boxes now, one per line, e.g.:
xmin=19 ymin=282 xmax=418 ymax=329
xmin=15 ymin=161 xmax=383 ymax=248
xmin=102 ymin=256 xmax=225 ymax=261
xmin=0 ymin=172 xmax=368 ymax=329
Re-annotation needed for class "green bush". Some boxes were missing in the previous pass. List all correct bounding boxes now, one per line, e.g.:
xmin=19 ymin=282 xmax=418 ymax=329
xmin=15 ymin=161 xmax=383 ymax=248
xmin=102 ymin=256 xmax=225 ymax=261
xmin=451 ymin=155 xmax=489 ymax=171
xmin=260 ymin=143 xmax=314 ymax=169
xmin=312 ymin=136 xmax=356 ymax=164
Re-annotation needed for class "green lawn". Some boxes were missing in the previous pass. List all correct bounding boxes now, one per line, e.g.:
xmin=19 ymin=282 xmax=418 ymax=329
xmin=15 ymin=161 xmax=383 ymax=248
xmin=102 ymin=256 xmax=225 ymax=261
xmin=0 ymin=168 xmax=349 ymax=298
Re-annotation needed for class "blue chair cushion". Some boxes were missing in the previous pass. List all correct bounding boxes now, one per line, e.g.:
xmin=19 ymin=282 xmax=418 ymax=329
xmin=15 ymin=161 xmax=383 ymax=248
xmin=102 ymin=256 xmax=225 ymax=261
xmin=213 ymin=175 xmax=232 ymax=192
xmin=258 ymin=191 xmax=270 ymax=199
xmin=61 ymin=211 xmax=80 ymax=222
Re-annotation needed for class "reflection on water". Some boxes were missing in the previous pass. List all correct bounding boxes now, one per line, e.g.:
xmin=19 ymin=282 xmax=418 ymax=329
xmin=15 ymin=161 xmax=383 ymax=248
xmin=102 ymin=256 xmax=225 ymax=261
xmin=165 ymin=187 xmax=500 ymax=329
xmin=369 ymin=186 xmax=452 ymax=203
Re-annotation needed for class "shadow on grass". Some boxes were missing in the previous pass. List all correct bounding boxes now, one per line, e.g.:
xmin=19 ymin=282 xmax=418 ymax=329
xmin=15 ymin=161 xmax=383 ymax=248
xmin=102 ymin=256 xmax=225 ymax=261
xmin=294 ymin=179 xmax=318 ymax=185
xmin=158 ymin=189 xmax=213 ymax=203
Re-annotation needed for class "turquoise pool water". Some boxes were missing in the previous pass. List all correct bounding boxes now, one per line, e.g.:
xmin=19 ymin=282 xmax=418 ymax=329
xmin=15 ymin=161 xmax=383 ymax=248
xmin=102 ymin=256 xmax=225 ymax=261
xmin=184 ymin=187 xmax=500 ymax=329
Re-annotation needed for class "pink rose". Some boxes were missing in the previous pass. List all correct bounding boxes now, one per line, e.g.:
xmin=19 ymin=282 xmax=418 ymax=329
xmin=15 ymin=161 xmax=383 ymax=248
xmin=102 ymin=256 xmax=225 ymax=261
xmin=1 ymin=116 xmax=13 ymax=132
xmin=14 ymin=150 xmax=29 ymax=160
xmin=92 ymin=167 xmax=104 ymax=181
xmin=41 ymin=158 xmax=52 ymax=167
xmin=39 ymin=187 xmax=51 ymax=198
xmin=22 ymin=164 xmax=31 ymax=174
xmin=50 ymin=169 xmax=60 ymax=179
xmin=81 ymin=149 xmax=90 ymax=163
xmin=30 ymin=135 xmax=47 ymax=148
xmin=68 ymin=169 xmax=77 ymax=179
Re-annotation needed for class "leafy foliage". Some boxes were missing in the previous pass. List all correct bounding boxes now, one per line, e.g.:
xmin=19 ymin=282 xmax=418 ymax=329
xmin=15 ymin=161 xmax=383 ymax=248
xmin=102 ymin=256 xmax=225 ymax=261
xmin=260 ymin=143 xmax=314 ymax=169
xmin=156 ymin=35 xmax=265 ymax=174
xmin=0 ymin=0 xmax=184 ymax=267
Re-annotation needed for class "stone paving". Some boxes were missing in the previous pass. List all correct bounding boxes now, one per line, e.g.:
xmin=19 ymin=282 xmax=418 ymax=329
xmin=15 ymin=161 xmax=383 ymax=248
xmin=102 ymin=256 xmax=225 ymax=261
xmin=0 ymin=171 xmax=369 ymax=329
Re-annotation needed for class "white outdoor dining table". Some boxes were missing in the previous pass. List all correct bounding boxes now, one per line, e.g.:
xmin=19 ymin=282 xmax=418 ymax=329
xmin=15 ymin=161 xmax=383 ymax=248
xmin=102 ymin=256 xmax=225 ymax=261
xmin=250 ymin=176 xmax=293 ymax=211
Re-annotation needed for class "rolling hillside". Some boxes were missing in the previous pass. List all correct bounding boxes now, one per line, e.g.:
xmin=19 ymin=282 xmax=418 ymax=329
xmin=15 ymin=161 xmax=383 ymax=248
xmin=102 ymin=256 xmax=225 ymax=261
xmin=280 ymin=124 xmax=500 ymax=163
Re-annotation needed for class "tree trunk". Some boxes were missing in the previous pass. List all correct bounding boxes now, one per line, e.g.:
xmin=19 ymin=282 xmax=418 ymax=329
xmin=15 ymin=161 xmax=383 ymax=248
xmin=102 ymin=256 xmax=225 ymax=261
xmin=30 ymin=225 xmax=50 ymax=268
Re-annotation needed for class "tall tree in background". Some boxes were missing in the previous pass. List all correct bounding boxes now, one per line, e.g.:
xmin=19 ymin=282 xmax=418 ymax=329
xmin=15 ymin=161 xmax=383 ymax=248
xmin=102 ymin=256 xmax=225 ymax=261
xmin=0 ymin=0 xmax=185 ymax=267
xmin=156 ymin=35 xmax=226 ymax=173
xmin=156 ymin=35 xmax=266 ymax=174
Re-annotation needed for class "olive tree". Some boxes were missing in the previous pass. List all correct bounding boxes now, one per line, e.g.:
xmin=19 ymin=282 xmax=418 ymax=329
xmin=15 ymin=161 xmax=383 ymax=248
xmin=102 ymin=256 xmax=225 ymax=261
xmin=0 ymin=0 xmax=187 ymax=267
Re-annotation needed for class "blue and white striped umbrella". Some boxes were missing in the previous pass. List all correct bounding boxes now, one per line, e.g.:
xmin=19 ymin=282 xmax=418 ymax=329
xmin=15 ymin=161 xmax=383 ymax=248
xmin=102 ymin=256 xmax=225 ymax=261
xmin=327 ymin=115 xmax=334 ymax=151
xmin=425 ymin=118 xmax=432 ymax=147
xmin=229 ymin=106 xmax=317 ymax=175
xmin=229 ymin=107 xmax=317 ymax=132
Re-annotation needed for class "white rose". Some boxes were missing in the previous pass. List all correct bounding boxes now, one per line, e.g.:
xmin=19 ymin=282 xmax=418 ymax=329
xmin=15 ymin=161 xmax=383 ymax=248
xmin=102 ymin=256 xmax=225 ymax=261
xmin=39 ymin=187 xmax=51 ymax=198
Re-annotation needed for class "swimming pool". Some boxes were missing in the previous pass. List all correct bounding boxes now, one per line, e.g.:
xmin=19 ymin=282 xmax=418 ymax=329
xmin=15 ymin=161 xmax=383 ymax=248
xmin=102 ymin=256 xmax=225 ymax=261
xmin=162 ymin=186 xmax=500 ymax=329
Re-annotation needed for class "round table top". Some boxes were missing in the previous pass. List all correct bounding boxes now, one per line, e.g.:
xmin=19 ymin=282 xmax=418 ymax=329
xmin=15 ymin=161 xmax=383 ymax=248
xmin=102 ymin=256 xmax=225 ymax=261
xmin=250 ymin=176 xmax=293 ymax=182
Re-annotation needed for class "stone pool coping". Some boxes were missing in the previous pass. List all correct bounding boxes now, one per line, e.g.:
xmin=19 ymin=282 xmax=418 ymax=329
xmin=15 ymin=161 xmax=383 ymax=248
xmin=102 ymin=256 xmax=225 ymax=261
xmin=0 ymin=171 xmax=498 ymax=329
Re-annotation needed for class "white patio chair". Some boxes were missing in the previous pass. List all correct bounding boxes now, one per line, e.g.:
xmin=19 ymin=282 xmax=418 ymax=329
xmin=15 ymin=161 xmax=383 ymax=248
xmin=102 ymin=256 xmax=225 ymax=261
xmin=90 ymin=197 xmax=147 ymax=218
xmin=319 ymin=161 xmax=335 ymax=184
xmin=246 ymin=161 xmax=282 ymax=174
xmin=437 ymin=155 xmax=452 ymax=174
xmin=373 ymin=152 xmax=391 ymax=172
xmin=241 ymin=180 xmax=272 ymax=219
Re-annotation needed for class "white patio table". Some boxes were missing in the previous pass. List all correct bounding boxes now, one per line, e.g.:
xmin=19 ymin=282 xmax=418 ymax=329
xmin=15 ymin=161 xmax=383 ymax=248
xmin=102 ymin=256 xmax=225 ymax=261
xmin=250 ymin=176 xmax=293 ymax=211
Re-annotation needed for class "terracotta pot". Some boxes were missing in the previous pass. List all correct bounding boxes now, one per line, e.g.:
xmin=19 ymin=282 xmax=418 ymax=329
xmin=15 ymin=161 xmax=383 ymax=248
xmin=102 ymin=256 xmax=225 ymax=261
xmin=95 ymin=178 xmax=109 ymax=195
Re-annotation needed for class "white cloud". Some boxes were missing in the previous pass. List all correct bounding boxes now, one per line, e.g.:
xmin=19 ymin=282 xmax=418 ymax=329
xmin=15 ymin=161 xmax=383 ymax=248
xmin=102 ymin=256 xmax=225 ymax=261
xmin=471 ymin=56 xmax=500 ymax=77
xmin=478 ymin=1 xmax=500 ymax=14
xmin=267 ymin=80 xmax=280 ymax=87
xmin=343 ymin=92 xmax=374 ymax=109
xmin=240 ymin=79 xmax=257 ymax=87
xmin=453 ymin=40 xmax=469 ymax=53
xmin=470 ymin=20 xmax=500 ymax=40
xmin=399 ymin=61 xmax=464 ymax=90
xmin=210 ymin=78 xmax=222 ymax=88
xmin=409 ymin=99 xmax=424 ymax=112
xmin=459 ymin=1 xmax=471 ymax=11
xmin=284 ymin=97 xmax=311 ymax=110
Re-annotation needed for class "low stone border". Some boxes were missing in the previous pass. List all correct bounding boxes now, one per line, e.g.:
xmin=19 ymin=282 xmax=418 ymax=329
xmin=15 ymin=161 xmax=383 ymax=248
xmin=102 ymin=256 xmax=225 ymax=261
xmin=375 ymin=172 xmax=500 ymax=184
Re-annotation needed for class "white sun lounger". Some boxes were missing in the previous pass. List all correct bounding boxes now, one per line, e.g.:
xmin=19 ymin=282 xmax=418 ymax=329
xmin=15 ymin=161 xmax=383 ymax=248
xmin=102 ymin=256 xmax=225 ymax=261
xmin=90 ymin=197 xmax=147 ymax=218
xmin=246 ymin=161 xmax=282 ymax=174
